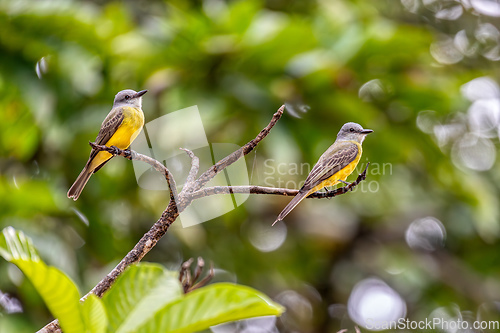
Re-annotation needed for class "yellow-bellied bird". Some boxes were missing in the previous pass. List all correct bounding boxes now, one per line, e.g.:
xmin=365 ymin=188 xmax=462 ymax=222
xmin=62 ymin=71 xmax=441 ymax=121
xmin=67 ymin=89 xmax=147 ymax=200
xmin=274 ymin=122 xmax=373 ymax=224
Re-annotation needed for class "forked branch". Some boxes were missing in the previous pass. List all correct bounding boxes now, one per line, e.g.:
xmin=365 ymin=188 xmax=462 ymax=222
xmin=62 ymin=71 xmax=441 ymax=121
xmin=38 ymin=105 xmax=369 ymax=333
xmin=193 ymin=105 xmax=285 ymax=190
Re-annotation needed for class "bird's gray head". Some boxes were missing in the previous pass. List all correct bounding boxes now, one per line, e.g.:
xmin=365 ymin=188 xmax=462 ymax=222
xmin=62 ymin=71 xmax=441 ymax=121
xmin=336 ymin=122 xmax=373 ymax=143
xmin=113 ymin=89 xmax=147 ymax=108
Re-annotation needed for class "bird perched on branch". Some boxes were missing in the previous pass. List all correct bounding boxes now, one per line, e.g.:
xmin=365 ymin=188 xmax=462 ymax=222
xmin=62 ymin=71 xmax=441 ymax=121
xmin=67 ymin=89 xmax=147 ymax=200
xmin=274 ymin=122 xmax=373 ymax=224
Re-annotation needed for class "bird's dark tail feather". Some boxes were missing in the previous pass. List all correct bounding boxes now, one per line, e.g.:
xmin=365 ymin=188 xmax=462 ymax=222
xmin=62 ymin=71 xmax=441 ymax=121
xmin=273 ymin=189 xmax=309 ymax=226
xmin=67 ymin=166 xmax=93 ymax=201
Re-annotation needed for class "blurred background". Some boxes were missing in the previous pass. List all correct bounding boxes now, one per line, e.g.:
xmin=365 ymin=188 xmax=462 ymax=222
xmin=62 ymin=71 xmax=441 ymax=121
xmin=2 ymin=0 xmax=500 ymax=332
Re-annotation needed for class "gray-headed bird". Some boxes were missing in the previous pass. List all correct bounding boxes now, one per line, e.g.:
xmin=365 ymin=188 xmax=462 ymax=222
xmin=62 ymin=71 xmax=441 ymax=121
xmin=67 ymin=89 xmax=147 ymax=200
xmin=274 ymin=122 xmax=373 ymax=224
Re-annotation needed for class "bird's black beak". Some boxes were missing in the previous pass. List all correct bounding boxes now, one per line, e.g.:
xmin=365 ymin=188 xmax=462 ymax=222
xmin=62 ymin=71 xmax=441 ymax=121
xmin=135 ymin=90 xmax=148 ymax=98
xmin=361 ymin=129 xmax=374 ymax=134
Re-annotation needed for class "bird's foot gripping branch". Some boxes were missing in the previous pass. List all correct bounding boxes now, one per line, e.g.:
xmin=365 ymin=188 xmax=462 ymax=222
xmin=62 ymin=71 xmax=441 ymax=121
xmin=88 ymin=142 xmax=132 ymax=160
xmin=313 ymin=162 xmax=370 ymax=198
xmin=37 ymin=105 xmax=370 ymax=332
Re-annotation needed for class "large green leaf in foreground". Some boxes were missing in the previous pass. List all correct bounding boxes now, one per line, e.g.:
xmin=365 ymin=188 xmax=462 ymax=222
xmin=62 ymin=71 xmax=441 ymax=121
xmin=1 ymin=226 xmax=285 ymax=333
xmin=102 ymin=264 xmax=285 ymax=333
xmin=137 ymin=283 xmax=285 ymax=333
xmin=0 ymin=226 xmax=85 ymax=333
xmin=101 ymin=263 xmax=183 ymax=333
xmin=82 ymin=294 xmax=108 ymax=333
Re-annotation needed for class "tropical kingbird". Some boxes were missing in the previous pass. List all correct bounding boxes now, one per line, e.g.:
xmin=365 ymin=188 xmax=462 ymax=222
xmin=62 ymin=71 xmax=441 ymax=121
xmin=67 ymin=89 xmax=147 ymax=200
xmin=274 ymin=122 xmax=373 ymax=224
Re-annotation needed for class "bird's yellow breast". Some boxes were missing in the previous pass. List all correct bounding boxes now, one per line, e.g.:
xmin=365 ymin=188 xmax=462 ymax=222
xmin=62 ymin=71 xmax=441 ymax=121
xmin=106 ymin=106 xmax=145 ymax=149
xmin=90 ymin=106 xmax=144 ymax=169
xmin=309 ymin=141 xmax=362 ymax=193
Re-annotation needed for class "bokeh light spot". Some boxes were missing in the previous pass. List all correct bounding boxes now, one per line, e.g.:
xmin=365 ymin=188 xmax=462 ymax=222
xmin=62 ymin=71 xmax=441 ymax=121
xmin=452 ymin=133 xmax=496 ymax=171
xmin=248 ymin=221 xmax=287 ymax=253
xmin=461 ymin=76 xmax=500 ymax=101
xmin=405 ymin=216 xmax=446 ymax=252
xmin=471 ymin=0 xmax=500 ymax=17
xmin=431 ymin=37 xmax=463 ymax=64
xmin=347 ymin=278 xmax=406 ymax=330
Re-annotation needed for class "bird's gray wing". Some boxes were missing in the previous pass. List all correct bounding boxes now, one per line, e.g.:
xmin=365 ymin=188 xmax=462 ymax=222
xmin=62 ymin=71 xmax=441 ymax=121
xmin=85 ymin=107 xmax=124 ymax=168
xmin=95 ymin=108 xmax=125 ymax=145
xmin=302 ymin=142 xmax=359 ymax=191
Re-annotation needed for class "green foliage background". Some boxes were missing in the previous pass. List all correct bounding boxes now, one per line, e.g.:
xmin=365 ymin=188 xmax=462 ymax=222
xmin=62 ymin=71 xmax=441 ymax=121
xmin=1 ymin=0 xmax=500 ymax=332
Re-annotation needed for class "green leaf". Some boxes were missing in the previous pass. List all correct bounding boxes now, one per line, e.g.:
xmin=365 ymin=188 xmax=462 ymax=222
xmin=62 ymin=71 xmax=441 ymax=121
xmin=82 ymin=294 xmax=108 ymax=333
xmin=0 ymin=226 xmax=39 ymax=262
xmin=138 ymin=283 xmax=285 ymax=333
xmin=0 ymin=227 xmax=85 ymax=333
xmin=101 ymin=263 xmax=183 ymax=333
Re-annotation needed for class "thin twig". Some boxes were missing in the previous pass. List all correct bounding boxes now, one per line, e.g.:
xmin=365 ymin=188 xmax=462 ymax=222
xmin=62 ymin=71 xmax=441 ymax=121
xmin=178 ymin=257 xmax=214 ymax=293
xmin=179 ymin=148 xmax=200 ymax=195
xmin=193 ymin=257 xmax=204 ymax=283
xmin=189 ymin=261 xmax=214 ymax=292
xmin=88 ymin=143 xmax=178 ymax=202
xmin=180 ymin=258 xmax=194 ymax=293
xmin=193 ymin=105 xmax=285 ymax=191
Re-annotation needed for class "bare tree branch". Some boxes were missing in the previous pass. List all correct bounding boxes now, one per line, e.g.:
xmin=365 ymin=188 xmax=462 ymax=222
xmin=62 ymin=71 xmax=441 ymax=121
xmin=38 ymin=322 xmax=61 ymax=333
xmin=38 ymin=105 xmax=369 ymax=332
xmin=89 ymin=199 xmax=180 ymax=298
xmin=193 ymin=104 xmax=284 ymax=191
